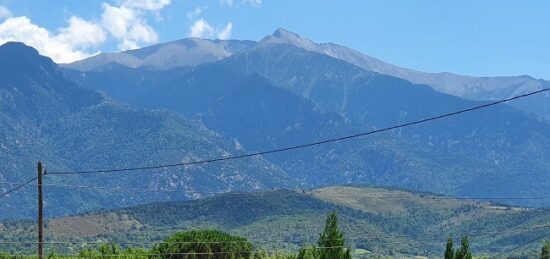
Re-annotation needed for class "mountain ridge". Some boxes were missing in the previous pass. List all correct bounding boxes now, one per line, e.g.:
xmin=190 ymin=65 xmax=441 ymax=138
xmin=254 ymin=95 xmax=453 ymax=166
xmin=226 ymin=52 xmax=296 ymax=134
xmin=62 ymin=41 xmax=550 ymax=207
xmin=64 ymin=38 xmax=256 ymax=71
xmin=65 ymin=28 xmax=550 ymax=121
xmin=259 ymin=29 xmax=550 ymax=121
xmin=0 ymin=42 xmax=290 ymax=219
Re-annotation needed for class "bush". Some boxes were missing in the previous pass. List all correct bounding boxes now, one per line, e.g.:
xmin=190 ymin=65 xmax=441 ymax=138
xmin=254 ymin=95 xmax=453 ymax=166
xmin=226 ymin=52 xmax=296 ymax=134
xmin=152 ymin=230 xmax=254 ymax=259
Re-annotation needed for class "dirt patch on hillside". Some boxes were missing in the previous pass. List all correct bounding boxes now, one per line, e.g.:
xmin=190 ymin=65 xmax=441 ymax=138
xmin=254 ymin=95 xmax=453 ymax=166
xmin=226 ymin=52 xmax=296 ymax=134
xmin=47 ymin=213 xmax=142 ymax=237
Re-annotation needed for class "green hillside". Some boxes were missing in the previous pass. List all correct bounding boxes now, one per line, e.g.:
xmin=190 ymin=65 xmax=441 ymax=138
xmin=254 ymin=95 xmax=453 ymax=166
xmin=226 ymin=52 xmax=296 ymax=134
xmin=0 ymin=42 xmax=289 ymax=219
xmin=1 ymin=186 xmax=549 ymax=257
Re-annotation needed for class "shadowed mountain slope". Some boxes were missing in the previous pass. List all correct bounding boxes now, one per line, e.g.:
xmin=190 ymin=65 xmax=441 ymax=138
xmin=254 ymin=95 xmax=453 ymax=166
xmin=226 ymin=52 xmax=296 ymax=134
xmin=0 ymin=42 xmax=289 ymax=219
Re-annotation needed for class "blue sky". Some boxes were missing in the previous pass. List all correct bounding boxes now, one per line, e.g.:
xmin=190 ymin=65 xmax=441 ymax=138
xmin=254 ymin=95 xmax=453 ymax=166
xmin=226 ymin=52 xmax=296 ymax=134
xmin=0 ymin=0 xmax=548 ymax=79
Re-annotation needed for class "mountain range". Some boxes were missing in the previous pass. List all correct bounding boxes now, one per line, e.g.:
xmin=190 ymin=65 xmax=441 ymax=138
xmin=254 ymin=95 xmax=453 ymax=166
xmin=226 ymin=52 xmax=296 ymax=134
xmin=1 ymin=28 xmax=550 ymax=219
xmin=64 ymin=28 xmax=550 ymax=122
xmin=63 ymin=29 xmax=550 ymax=204
xmin=0 ymin=42 xmax=289 ymax=219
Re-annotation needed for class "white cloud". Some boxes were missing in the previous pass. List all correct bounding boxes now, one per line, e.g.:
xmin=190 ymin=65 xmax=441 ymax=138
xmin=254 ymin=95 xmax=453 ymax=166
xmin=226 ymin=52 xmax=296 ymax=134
xmin=122 ymin=0 xmax=172 ymax=11
xmin=187 ymin=6 xmax=206 ymax=20
xmin=220 ymin=0 xmax=261 ymax=7
xmin=0 ymin=16 xmax=105 ymax=63
xmin=55 ymin=16 xmax=106 ymax=48
xmin=189 ymin=19 xmax=233 ymax=40
xmin=0 ymin=0 xmax=172 ymax=62
xmin=219 ymin=0 xmax=234 ymax=7
xmin=190 ymin=18 xmax=214 ymax=38
xmin=241 ymin=0 xmax=262 ymax=6
xmin=101 ymin=3 xmax=158 ymax=50
xmin=0 ymin=6 xmax=11 ymax=19
xmin=217 ymin=22 xmax=232 ymax=40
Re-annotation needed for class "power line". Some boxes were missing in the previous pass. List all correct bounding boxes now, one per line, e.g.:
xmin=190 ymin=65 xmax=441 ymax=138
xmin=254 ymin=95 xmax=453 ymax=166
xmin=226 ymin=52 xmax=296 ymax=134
xmin=317 ymin=194 xmax=550 ymax=200
xmin=1 ymin=226 xmax=549 ymax=259
xmin=5 ymin=247 xmax=348 ymax=258
xmin=369 ymin=224 xmax=550 ymax=243
xmin=488 ymin=232 xmax=550 ymax=259
xmin=2 ymin=224 xmax=548 ymax=246
xmin=0 ymin=241 xmax=312 ymax=248
xmin=46 ymin=88 xmax=550 ymax=175
xmin=0 ymin=176 xmax=37 ymax=199
xmin=364 ymin=231 xmax=550 ymax=258
xmin=3 ymin=181 xmax=550 ymax=200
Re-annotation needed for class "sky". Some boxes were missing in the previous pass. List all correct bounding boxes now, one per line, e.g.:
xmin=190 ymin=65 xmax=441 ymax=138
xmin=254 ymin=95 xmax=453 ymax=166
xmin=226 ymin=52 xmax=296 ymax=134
xmin=0 ymin=0 xmax=548 ymax=79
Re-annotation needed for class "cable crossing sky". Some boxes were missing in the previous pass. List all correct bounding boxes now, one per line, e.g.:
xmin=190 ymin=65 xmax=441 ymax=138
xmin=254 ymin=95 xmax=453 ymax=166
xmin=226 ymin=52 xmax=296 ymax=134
xmin=45 ymin=87 xmax=550 ymax=176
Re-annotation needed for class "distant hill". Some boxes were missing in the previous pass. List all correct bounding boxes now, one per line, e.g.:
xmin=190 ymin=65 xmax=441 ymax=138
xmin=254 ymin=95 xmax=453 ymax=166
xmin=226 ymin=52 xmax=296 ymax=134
xmin=0 ymin=42 xmax=289 ymax=219
xmin=1 ymin=186 xmax=548 ymax=257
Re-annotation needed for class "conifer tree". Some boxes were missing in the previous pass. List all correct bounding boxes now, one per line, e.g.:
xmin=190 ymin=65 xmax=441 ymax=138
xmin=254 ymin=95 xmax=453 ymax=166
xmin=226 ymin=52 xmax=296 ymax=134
xmin=317 ymin=212 xmax=351 ymax=259
xmin=454 ymin=236 xmax=472 ymax=259
xmin=445 ymin=236 xmax=454 ymax=259
xmin=297 ymin=246 xmax=317 ymax=259
xmin=541 ymin=240 xmax=550 ymax=259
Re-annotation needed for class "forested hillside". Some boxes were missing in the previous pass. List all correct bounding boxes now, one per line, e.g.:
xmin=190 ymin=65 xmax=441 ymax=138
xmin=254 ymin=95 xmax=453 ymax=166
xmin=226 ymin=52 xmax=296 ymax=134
xmin=63 ymin=41 xmax=550 ymax=207
xmin=1 ymin=186 xmax=549 ymax=257
xmin=0 ymin=42 xmax=289 ymax=219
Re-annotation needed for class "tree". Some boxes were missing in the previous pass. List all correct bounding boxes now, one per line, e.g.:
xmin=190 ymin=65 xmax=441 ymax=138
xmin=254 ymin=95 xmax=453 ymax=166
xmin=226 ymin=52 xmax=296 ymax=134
xmin=454 ymin=236 xmax=472 ymax=259
xmin=445 ymin=236 xmax=454 ymax=259
xmin=317 ymin=212 xmax=352 ymax=259
xmin=152 ymin=230 xmax=253 ymax=259
xmin=297 ymin=246 xmax=318 ymax=259
xmin=76 ymin=244 xmax=148 ymax=258
xmin=541 ymin=240 xmax=550 ymax=259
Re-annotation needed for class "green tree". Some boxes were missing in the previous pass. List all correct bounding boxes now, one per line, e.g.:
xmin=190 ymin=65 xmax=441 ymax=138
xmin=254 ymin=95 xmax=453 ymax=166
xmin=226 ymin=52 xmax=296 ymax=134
xmin=254 ymin=250 xmax=296 ymax=259
xmin=541 ymin=240 xmax=550 ymax=259
xmin=76 ymin=244 xmax=150 ymax=258
xmin=317 ymin=212 xmax=351 ymax=259
xmin=297 ymin=246 xmax=318 ymax=259
xmin=445 ymin=236 xmax=454 ymax=259
xmin=152 ymin=230 xmax=253 ymax=259
xmin=454 ymin=236 xmax=472 ymax=259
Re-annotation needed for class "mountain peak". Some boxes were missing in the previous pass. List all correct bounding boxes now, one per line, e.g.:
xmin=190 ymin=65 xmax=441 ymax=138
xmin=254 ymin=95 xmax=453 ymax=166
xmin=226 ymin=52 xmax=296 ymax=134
xmin=0 ymin=41 xmax=55 ymax=71
xmin=260 ymin=28 xmax=317 ymax=51
xmin=66 ymin=38 xmax=256 ymax=71
xmin=272 ymin=28 xmax=301 ymax=39
xmin=0 ymin=41 xmax=40 ymax=56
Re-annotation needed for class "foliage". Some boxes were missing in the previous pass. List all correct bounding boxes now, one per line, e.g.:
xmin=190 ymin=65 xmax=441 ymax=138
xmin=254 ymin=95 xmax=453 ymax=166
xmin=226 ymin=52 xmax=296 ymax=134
xmin=253 ymin=250 xmax=296 ymax=259
xmin=317 ymin=212 xmax=351 ymax=259
xmin=152 ymin=230 xmax=253 ymax=259
xmin=450 ymin=236 xmax=472 ymax=259
xmin=293 ymin=212 xmax=352 ymax=259
xmin=542 ymin=240 xmax=550 ymax=259
xmin=77 ymin=244 xmax=148 ymax=258
xmin=445 ymin=236 xmax=454 ymax=259
xmin=2 ymin=227 xmax=550 ymax=258
xmin=297 ymin=246 xmax=318 ymax=259
xmin=3 ymin=187 xmax=550 ymax=256
xmin=0 ymin=42 xmax=287 ymax=220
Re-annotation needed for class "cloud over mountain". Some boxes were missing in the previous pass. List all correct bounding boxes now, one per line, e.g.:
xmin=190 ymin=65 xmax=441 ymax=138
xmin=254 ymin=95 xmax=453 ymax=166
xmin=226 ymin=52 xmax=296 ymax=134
xmin=0 ymin=16 xmax=105 ymax=63
xmin=189 ymin=19 xmax=233 ymax=40
xmin=0 ymin=0 xmax=173 ymax=63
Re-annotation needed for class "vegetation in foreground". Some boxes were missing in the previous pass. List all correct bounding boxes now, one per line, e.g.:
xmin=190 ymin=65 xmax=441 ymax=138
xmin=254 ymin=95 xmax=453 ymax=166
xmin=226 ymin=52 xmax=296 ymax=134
xmin=1 ymin=212 xmax=550 ymax=258
xmin=2 ymin=187 xmax=550 ymax=257
xmin=0 ymin=212 xmax=352 ymax=259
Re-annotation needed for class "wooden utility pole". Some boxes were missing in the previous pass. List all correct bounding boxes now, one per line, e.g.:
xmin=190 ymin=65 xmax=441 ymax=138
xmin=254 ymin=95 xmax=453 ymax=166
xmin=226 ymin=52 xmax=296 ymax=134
xmin=37 ymin=161 xmax=44 ymax=259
